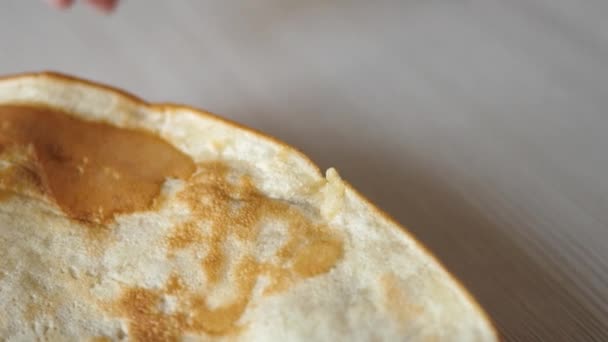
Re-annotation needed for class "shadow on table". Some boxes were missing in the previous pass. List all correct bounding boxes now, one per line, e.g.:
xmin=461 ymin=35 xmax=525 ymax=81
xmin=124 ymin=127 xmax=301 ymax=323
xmin=243 ymin=106 xmax=608 ymax=341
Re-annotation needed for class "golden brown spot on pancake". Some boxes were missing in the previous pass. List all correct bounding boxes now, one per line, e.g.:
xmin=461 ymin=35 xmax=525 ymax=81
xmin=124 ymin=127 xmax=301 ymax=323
xmin=381 ymin=274 xmax=424 ymax=323
xmin=90 ymin=337 xmax=112 ymax=342
xmin=167 ymin=221 xmax=205 ymax=250
xmin=180 ymin=163 xmax=343 ymax=286
xmin=131 ymin=161 xmax=344 ymax=338
xmin=189 ymin=256 xmax=259 ymax=335
xmin=0 ymin=189 xmax=13 ymax=202
xmin=293 ymin=239 xmax=343 ymax=277
xmin=258 ymin=264 xmax=293 ymax=295
xmin=165 ymin=274 xmax=184 ymax=295
xmin=116 ymin=258 xmax=257 ymax=340
xmin=0 ymin=105 xmax=195 ymax=223
xmin=118 ymin=287 xmax=186 ymax=342
xmin=0 ymin=144 xmax=50 ymax=199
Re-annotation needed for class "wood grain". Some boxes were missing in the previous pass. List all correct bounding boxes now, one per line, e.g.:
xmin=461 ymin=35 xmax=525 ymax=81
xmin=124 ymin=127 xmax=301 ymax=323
xmin=1 ymin=0 xmax=607 ymax=340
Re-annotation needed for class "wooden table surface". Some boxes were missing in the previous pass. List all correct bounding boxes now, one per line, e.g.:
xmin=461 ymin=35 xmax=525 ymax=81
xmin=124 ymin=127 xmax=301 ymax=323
xmin=2 ymin=1 xmax=607 ymax=340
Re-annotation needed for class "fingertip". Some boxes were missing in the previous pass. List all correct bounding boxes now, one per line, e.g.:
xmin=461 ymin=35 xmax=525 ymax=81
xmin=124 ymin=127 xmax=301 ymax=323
xmin=87 ymin=0 xmax=119 ymax=13
xmin=46 ymin=0 xmax=75 ymax=9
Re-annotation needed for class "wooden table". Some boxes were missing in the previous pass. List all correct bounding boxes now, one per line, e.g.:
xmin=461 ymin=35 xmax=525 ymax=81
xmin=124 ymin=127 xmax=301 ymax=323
xmin=2 ymin=1 xmax=607 ymax=340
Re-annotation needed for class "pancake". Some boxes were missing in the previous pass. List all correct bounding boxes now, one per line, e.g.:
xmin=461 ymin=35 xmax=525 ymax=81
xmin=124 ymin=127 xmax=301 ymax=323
xmin=0 ymin=72 xmax=497 ymax=341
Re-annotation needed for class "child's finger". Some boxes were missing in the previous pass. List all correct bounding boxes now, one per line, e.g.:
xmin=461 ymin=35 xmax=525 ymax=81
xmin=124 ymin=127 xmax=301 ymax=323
xmin=86 ymin=0 xmax=119 ymax=12
xmin=46 ymin=0 xmax=75 ymax=8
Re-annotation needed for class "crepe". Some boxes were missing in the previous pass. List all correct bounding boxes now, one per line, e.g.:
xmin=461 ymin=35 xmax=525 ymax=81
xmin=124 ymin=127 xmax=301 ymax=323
xmin=0 ymin=73 xmax=497 ymax=341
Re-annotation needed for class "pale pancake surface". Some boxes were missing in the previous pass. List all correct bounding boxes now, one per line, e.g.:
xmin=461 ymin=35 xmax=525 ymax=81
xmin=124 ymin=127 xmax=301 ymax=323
xmin=0 ymin=73 xmax=497 ymax=341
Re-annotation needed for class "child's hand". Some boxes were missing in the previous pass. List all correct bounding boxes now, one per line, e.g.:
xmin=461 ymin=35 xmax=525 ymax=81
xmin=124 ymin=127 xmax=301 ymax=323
xmin=46 ymin=0 xmax=119 ymax=13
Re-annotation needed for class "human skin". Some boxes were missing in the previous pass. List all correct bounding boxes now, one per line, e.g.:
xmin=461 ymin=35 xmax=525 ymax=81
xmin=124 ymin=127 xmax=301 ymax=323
xmin=45 ymin=0 xmax=120 ymax=13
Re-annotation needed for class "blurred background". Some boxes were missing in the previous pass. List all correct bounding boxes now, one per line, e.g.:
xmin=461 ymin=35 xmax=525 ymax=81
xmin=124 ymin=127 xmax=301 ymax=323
xmin=2 ymin=0 xmax=608 ymax=340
